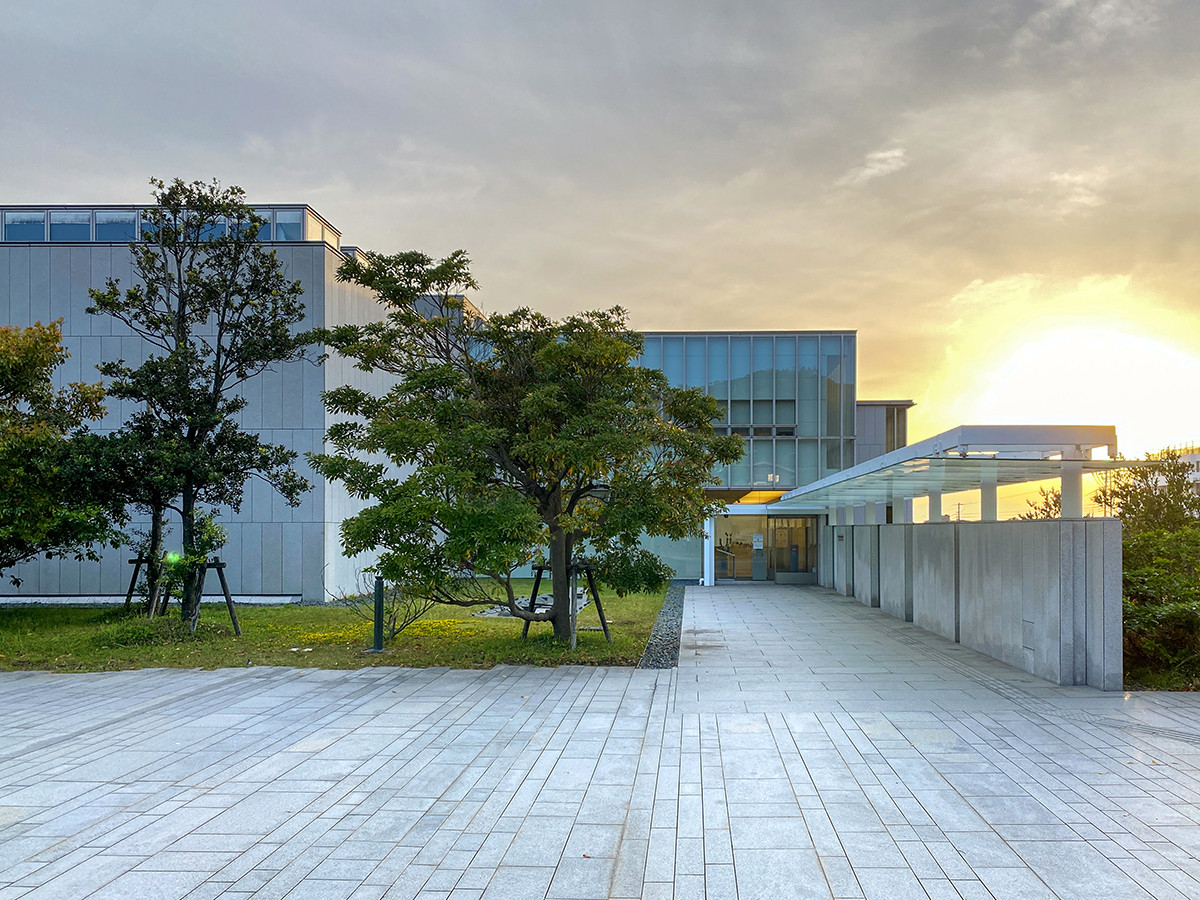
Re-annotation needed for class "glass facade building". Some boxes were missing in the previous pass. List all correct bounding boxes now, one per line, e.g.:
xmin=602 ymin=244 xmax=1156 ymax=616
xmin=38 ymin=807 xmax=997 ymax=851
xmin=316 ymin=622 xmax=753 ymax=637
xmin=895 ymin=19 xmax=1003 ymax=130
xmin=0 ymin=205 xmax=342 ymax=249
xmin=640 ymin=331 xmax=857 ymax=490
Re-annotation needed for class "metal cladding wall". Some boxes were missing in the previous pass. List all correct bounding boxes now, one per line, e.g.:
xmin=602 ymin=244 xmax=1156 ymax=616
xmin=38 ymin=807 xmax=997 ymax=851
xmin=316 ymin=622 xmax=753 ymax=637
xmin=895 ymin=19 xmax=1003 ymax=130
xmin=0 ymin=240 xmax=385 ymax=603
xmin=818 ymin=518 xmax=1123 ymax=691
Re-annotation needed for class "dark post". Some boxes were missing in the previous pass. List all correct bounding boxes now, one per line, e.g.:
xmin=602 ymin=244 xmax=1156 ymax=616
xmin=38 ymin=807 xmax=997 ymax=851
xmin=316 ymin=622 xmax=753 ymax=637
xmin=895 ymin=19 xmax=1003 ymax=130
xmin=371 ymin=575 xmax=385 ymax=653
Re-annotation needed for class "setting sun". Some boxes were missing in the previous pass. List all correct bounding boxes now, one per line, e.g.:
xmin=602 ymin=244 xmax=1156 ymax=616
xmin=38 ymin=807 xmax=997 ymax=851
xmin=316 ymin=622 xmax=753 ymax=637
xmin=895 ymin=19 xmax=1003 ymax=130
xmin=971 ymin=326 xmax=1200 ymax=457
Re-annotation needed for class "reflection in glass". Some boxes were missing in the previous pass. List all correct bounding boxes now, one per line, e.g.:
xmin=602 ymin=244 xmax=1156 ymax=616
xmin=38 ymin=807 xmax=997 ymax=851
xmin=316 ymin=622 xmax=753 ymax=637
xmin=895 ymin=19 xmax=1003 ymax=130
xmin=199 ymin=217 xmax=227 ymax=240
xmin=774 ymin=336 xmax=796 ymax=424
xmin=752 ymin=337 xmax=772 ymax=425
xmin=798 ymin=336 xmax=819 ymax=435
xmin=641 ymin=336 xmax=661 ymax=371
xmin=770 ymin=517 xmax=817 ymax=574
xmin=730 ymin=337 xmax=750 ymax=424
xmin=752 ymin=440 xmax=773 ymax=485
xmin=95 ymin=210 xmax=136 ymax=242
xmin=714 ymin=514 xmax=767 ymax=580
xmin=707 ymin=336 xmax=728 ymax=422
xmin=841 ymin=335 xmax=856 ymax=436
xmin=775 ymin=440 xmax=796 ymax=487
xmin=254 ymin=208 xmax=273 ymax=241
xmin=824 ymin=439 xmax=842 ymax=475
xmin=4 ymin=211 xmax=45 ymax=241
xmin=730 ymin=438 xmax=751 ymax=485
xmin=822 ymin=335 xmax=842 ymax=436
xmin=49 ymin=211 xmax=90 ymax=241
xmin=138 ymin=210 xmax=158 ymax=241
xmin=685 ymin=337 xmax=706 ymax=389
xmin=662 ymin=337 xmax=684 ymax=387
xmin=798 ymin=440 xmax=819 ymax=484
xmin=275 ymin=209 xmax=303 ymax=241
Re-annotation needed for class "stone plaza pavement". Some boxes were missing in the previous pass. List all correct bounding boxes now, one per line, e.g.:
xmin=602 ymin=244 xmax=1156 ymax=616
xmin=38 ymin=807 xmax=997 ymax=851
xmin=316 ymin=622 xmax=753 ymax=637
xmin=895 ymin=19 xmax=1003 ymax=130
xmin=4 ymin=586 xmax=1200 ymax=899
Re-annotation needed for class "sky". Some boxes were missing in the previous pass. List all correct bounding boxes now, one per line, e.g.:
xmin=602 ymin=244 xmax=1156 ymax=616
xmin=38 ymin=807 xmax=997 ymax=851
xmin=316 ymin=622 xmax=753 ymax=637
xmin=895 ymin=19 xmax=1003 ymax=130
xmin=3 ymin=0 xmax=1199 ymax=455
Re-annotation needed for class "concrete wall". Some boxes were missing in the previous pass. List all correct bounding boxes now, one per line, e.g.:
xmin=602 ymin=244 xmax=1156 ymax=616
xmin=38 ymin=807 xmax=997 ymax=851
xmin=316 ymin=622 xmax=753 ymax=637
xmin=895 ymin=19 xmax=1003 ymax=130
xmin=830 ymin=526 xmax=853 ymax=596
xmin=851 ymin=525 xmax=879 ymax=607
xmin=833 ymin=519 xmax=1123 ymax=690
xmin=912 ymin=523 xmax=959 ymax=642
xmin=878 ymin=524 xmax=912 ymax=622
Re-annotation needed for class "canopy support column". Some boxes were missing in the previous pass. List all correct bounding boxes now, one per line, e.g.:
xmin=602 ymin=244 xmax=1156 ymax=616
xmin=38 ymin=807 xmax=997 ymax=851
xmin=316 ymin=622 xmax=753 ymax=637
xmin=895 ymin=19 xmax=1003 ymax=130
xmin=1061 ymin=461 xmax=1084 ymax=519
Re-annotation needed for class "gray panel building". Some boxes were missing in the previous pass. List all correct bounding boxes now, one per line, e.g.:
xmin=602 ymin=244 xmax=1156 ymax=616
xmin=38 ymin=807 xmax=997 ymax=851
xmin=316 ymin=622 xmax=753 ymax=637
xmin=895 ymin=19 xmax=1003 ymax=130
xmin=0 ymin=204 xmax=386 ymax=603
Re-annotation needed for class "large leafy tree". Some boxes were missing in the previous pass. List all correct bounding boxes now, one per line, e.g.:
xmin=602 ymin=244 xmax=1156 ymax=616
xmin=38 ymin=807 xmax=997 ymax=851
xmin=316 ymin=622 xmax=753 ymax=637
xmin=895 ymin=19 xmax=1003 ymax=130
xmin=311 ymin=250 xmax=743 ymax=644
xmin=87 ymin=178 xmax=315 ymax=623
xmin=0 ymin=320 xmax=124 ymax=584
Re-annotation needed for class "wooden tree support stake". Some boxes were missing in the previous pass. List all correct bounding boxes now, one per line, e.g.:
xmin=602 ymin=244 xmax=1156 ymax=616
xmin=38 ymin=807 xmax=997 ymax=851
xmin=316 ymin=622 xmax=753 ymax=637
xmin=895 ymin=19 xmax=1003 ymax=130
xmin=188 ymin=557 xmax=242 ymax=636
xmin=521 ymin=563 xmax=611 ymax=645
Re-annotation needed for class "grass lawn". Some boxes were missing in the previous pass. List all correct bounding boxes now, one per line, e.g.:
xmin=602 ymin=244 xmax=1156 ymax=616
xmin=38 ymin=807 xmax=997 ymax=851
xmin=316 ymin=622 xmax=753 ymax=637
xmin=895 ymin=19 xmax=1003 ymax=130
xmin=0 ymin=580 xmax=667 ymax=673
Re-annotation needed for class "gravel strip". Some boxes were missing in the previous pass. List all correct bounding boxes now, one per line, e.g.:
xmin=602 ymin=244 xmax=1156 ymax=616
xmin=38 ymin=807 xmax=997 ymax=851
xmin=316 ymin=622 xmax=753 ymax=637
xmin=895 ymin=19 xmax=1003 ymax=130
xmin=638 ymin=579 xmax=687 ymax=669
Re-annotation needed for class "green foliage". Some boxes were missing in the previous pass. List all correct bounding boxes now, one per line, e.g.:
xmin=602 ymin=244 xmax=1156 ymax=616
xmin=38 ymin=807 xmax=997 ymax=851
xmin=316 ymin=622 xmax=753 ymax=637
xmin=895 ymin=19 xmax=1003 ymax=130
xmin=311 ymin=250 xmax=742 ymax=642
xmin=0 ymin=320 xmax=125 ymax=583
xmin=1121 ymin=524 xmax=1200 ymax=688
xmin=87 ymin=178 xmax=316 ymax=621
xmin=1017 ymin=485 xmax=1061 ymax=520
xmin=1123 ymin=526 xmax=1200 ymax=607
xmin=1096 ymin=449 xmax=1200 ymax=537
xmin=1124 ymin=598 xmax=1200 ymax=682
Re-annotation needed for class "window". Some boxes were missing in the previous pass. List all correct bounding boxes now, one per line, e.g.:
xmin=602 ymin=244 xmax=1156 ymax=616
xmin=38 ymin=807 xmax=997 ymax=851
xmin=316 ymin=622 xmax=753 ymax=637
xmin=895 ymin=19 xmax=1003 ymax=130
xmin=199 ymin=217 xmax=227 ymax=240
xmin=730 ymin=337 xmax=750 ymax=424
xmin=4 ymin=211 xmax=45 ymax=241
xmin=798 ymin=336 xmax=819 ymax=436
xmin=49 ymin=210 xmax=90 ymax=241
xmin=275 ymin=209 xmax=303 ymax=241
xmin=752 ymin=337 xmax=772 ymax=424
xmin=641 ymin=336 xmax=661 ymax=371
xmin=824 ymin=439 xmax=843 ymax=475
xmin=254 ymin=209 xmax=273 ymax=241
xmin=95 ymin=210 xmax=136 ymax=241
xmin=821 ymin=335 xmax=842 ymax=436
xmin=752 ymin=440 xmax=774 ymax=485
xmin=662 ymin=337 xmax=684 ymax=388
xmin=774 ymin=336 xmax=796 ymax=425
xmin=685 ymin=337 xmax=706 ymax=389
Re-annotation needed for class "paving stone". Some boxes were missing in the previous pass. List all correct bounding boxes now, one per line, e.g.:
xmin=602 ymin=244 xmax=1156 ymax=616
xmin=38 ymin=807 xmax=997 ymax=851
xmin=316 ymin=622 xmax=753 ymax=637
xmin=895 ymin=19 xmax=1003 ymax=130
xmin=6 ymin=584 xmax=1200 ymax=898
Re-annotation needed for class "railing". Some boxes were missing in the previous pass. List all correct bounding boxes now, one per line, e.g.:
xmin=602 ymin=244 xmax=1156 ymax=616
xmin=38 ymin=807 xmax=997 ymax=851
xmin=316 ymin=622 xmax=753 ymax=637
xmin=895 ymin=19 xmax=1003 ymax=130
xmin=715 ymin=548 xmax=736 ymax=580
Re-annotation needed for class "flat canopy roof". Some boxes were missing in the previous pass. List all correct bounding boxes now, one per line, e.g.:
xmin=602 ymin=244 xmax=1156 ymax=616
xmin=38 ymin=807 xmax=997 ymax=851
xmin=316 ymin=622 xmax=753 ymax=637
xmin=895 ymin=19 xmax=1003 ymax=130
xmin=773 ymin=424 xmax=1152 ymax=509
xmin=773 ymin=457 xmax=1150 ymax=507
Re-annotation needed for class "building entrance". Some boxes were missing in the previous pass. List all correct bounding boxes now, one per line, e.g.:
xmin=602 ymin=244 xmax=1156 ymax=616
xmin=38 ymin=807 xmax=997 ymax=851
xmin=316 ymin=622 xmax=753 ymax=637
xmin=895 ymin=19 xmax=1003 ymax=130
xmin=713 ymin=514 xmax=819 ymax=582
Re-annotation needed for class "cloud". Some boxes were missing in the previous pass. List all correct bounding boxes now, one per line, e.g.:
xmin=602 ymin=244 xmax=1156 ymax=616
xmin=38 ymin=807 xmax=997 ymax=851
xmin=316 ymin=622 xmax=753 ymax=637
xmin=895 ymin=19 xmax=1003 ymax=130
xmin=1010 ymin=0 xmax=1163 ymax=62
xmin=834 ymin=148 xmax=909 ymax=188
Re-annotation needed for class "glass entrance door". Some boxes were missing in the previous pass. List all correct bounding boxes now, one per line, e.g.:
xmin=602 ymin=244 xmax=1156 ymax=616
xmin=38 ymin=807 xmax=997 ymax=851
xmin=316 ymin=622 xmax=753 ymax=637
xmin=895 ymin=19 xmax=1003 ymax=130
xmin=767 ymin=516 xmax=818 ymax=579
xmin=714 ymin=514 xmax=767 ymax=580
xmin=713 ymin=514 xmax=819 ymax=581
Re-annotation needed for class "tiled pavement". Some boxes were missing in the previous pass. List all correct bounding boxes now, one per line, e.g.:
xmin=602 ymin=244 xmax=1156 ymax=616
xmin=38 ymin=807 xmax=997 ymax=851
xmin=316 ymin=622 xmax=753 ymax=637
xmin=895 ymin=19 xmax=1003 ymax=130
xmin=4 ymin=585 xmax=1200 ymax=898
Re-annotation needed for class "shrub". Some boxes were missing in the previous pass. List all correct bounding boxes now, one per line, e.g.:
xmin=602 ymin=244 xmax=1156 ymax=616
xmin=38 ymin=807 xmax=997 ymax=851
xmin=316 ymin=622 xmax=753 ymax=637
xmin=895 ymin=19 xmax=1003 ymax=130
xmin=1123 ymin=526 xmax=1200 ymax=606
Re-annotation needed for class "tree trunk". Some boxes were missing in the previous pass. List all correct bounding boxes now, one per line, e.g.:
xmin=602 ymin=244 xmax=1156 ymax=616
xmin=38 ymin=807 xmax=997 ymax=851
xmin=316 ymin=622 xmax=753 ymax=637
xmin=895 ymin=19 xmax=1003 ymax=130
xmin=547 ymin=486 xmax=574 ymax=643
xmin=180 ymin=485 xmax=199 ymax=625
xmin=549 ymin=526 xmax=573 ymax=643
xmin=144 ymin=508 xmax=164 ymax=616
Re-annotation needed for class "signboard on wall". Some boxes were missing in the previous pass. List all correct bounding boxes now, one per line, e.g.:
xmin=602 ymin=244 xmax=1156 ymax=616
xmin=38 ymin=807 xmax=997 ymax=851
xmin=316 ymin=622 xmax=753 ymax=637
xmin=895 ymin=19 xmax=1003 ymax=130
xmin=752 ymin=533 xmax=764 ymax=550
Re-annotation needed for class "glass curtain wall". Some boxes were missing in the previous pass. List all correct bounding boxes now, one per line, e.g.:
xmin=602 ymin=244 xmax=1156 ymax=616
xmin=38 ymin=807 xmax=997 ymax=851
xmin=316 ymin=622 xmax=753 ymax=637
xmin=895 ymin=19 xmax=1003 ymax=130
xmin=640 ymin=333 xmax=857 ymax=490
